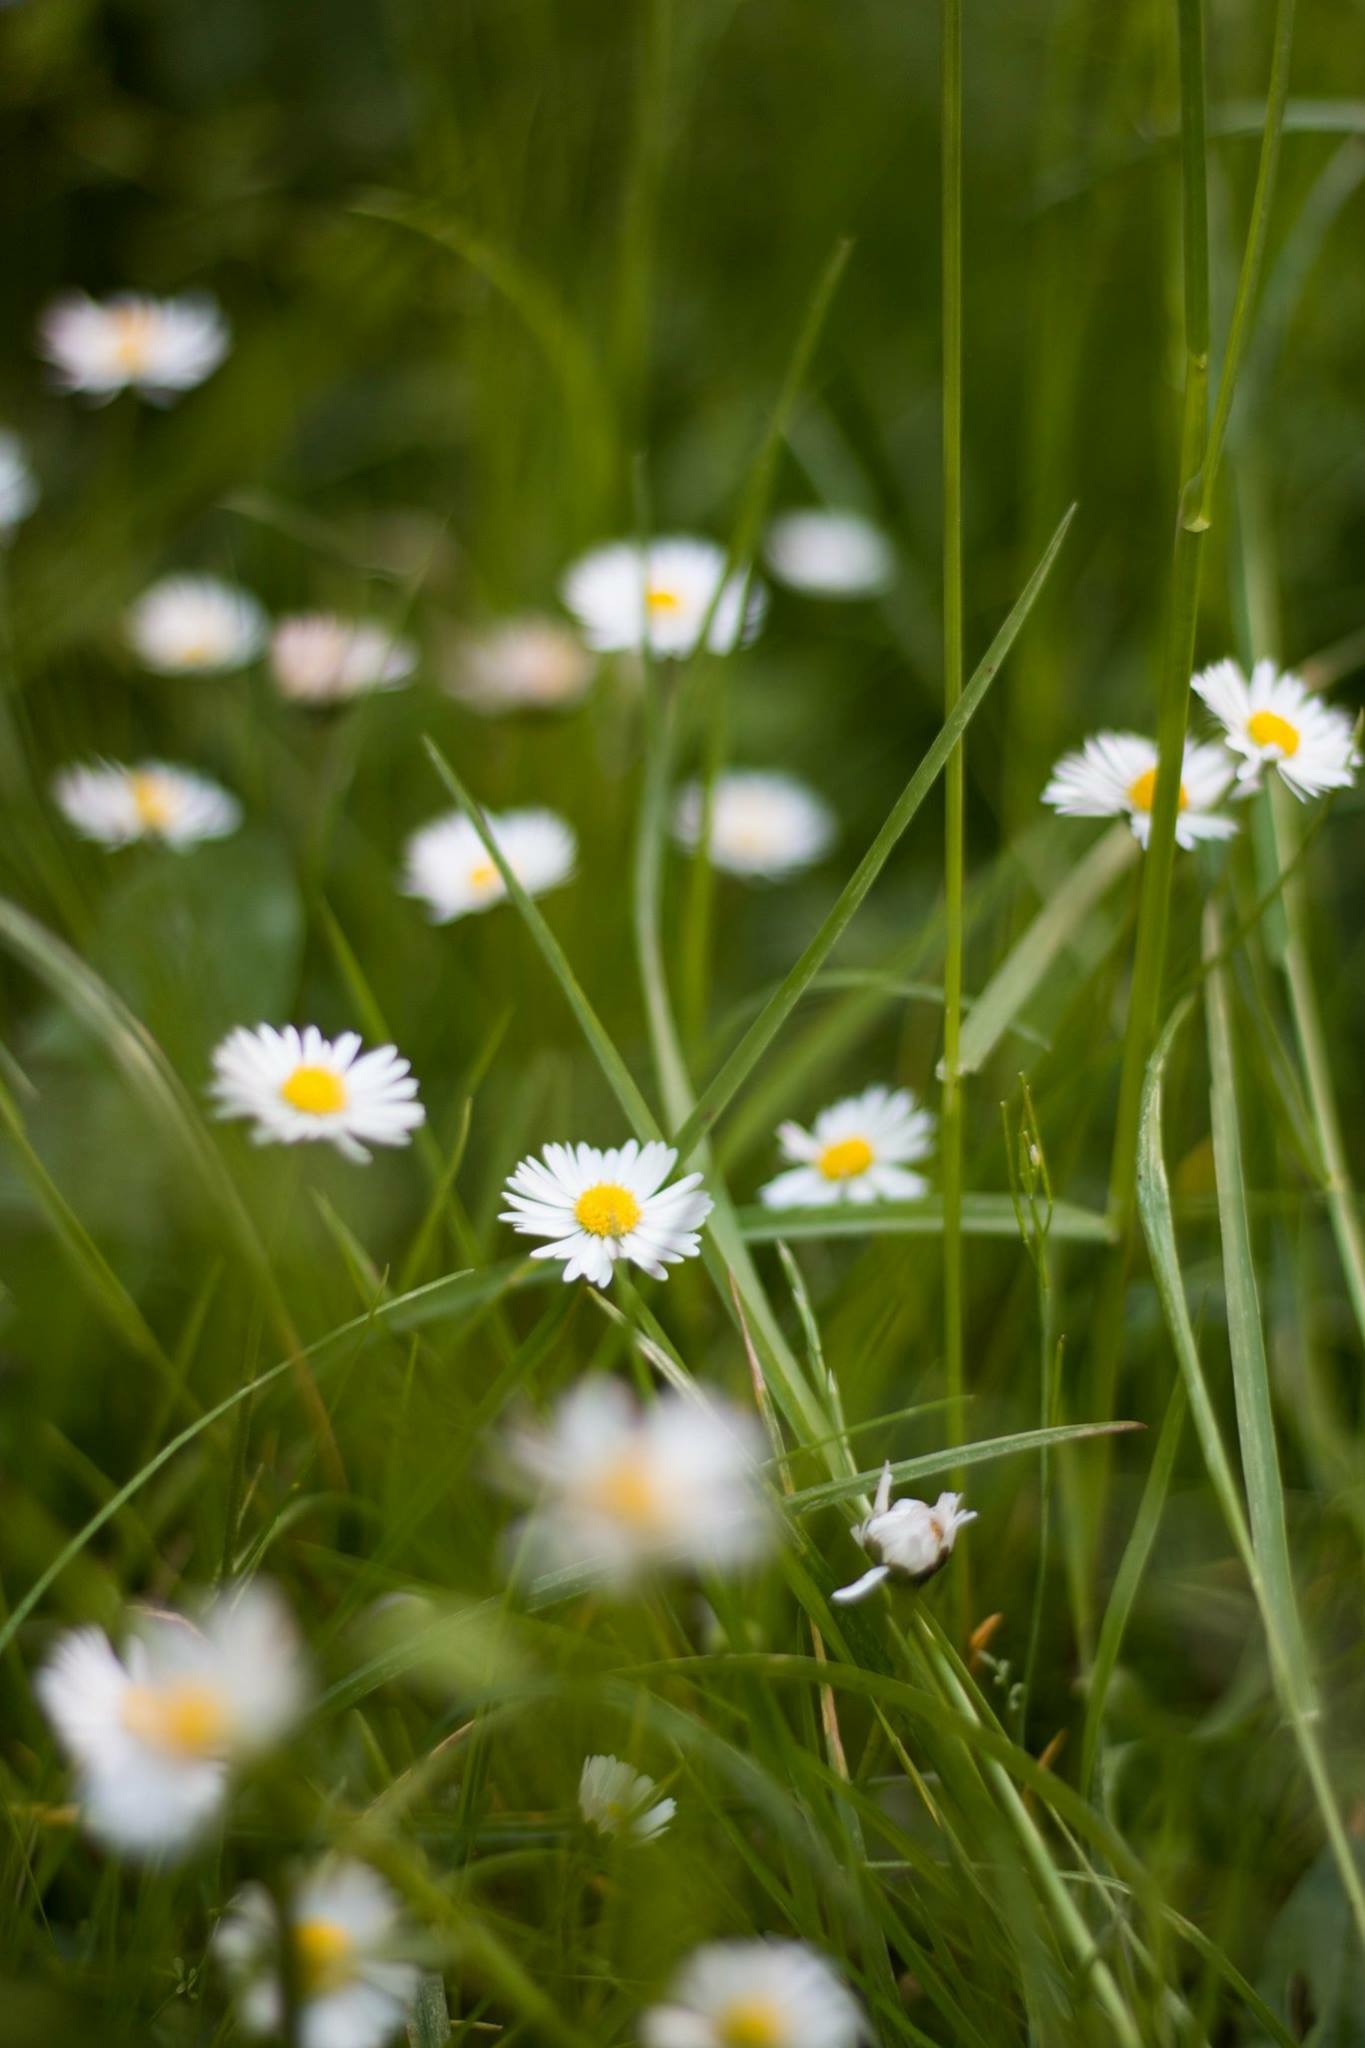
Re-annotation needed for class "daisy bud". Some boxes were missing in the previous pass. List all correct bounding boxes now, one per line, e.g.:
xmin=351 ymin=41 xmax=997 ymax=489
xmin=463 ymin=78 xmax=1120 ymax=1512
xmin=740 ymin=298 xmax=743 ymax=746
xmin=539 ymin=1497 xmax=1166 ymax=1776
xmin=831 ymin=1463 xmax=977 ymax=1605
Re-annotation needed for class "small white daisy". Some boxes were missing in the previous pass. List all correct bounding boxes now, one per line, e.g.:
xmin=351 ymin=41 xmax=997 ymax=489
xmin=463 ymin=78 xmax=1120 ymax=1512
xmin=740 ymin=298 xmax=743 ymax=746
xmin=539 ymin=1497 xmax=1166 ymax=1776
xmin=764 ymin=508 xmax=896 ymax=600
xmin=1041 ymin=731 xmax=1237 ymax=849
xmin=0 ymin=430 xmax=38 ymax=537
xmin=127 ymin=574 xmax=268 ymax=674
xmin=508 ymin=1378 xmax=772 ymax=1587
xmin=673 ymin=769 xmax=835 ymax=880
xmin=271 ymin=614 xmax=417 ymax=704
xmin=578 ymin=1754 xmax=676 ymax=1841
xmin=38 ymin=291 xmax=229 ymax=403
xmin=831 ymin=1463 xmax=977 ymax=1605
xmin=643 ymin=1940 xmax=865 ymax=2048
xmin=215 ymin=1858 xmax=419 ymax=2048
xmin=759 ymin=1085 xmax=934 ymax=1209
xmin=561 ymin=537 xmax=767 ymax=659
xmin=1192 ymin=657 xmax=1359 ymax=802
xmin=53 ymin=759 xmax=242 ymax=851
xmin=210 ymin=1024 xmax=425 ymax=1164
xmin=401 ymin=807 xmax=576 ymax=924
xmin=500 ymin=1139 xmax=712 ymax=1286
xmin=35 ymin=1582 xmax=309 ymax=1858
xmin=447 ymin=615 xmax=595 ymax=713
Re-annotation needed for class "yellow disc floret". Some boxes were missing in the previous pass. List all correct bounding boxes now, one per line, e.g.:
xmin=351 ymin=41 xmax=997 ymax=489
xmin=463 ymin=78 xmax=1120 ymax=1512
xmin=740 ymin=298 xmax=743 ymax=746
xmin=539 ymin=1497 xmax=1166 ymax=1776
xmin=818 ymin=1136 xmax=875 ymax=1182
xmin=589 ymin=1455 xmax=666 ymax=1530
xmin=294 ymin=1918 xmax=356 ymax=1996
xmin=574 ymin=1182 xmax=642 ymax=1238
xmin=717 ymin=1999 xmax=786 ymax=2048
xmin=1246 ymin=709 xmax=1300 ymax=757
xmin=279 ymin=1065 xmax=348 ymax=1116
xmin=645 ymin=585 xmax=682 ymax=613
xmin=121 ymin=1680 xmax=231 ymax=1758
xmin=129 ymin=773 xmax=176 ymax=832
xmin=1127 ymin=766 xmax=1187 ymax=814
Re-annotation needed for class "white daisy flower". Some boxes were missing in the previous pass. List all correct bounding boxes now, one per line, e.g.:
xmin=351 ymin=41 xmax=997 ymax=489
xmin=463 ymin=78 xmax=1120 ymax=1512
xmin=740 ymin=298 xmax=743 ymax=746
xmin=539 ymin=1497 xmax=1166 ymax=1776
xmin=210 ymin=1024 xmax=425 ymax=1164
xmin=0 ymin=430 xmax=38 ymax=537
xmin=578 ymin=1754 xmax=676 ymax=1841
xmin=643 ymin=1940 xmax=865 ymax=2048
xmin=759 ymin=1085 xmax=934 ymax=1209
xmin=500 ymin=1139 xmax=712 ymax=1286
xmin=53 ymin=759 xmax=242 ymax=851
xmin=1041 ymin=731 xmax=1237 ymax=849
xmin=447 ymin=615 xmax=595 ymax=713
xmin=508 ymin=1378 xmax=771 ymax=1587
xmin=126 ymin=574 xmax=267 ymax=674
xmin=561 ymin=537 xmax=767 ymax=659
xmin=271 ymin=614 xmax=417 ymax=704
xmin=215 ymin=1858 xmax=419 ymax=2048
xmin=831 ymin=1463 xmax=976 ymax=1606
xmin=401 ymin=807 xmax=576 ymax=924
xmin=673 ymin=769 xmax=835 ymax=880
xmin=35 ymin=1582 xmax=309 ymax=1858
xmin=1192 ymin=657 xmax=1359 ymax=802
xmin=764 ymin=509 xmax=896 ymax=600
xmin=38 ymin=291 xmax=229 ymax=403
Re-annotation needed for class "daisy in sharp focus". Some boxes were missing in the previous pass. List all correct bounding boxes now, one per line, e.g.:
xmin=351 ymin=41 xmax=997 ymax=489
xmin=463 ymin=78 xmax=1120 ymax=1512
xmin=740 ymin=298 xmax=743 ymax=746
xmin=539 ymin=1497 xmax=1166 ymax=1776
xmin=38 ymin=291 xmax=229 ymax=403
xmin=35 ymin=1582 xmax=309 ymax=1858
xmin=831 ymin=1463 xmax=976 ymax=1605
xmin=271 ymin=614 xmax=417 ymax=703
xmin=764 ymin=508 xmax=896 ymax=600
xmin=402 ymin=807 xmax=576 ymax=923
xmin=1193 ymin=657 xmax=1360 ymax=802
xmin=579 ymin=1754 xmax=676 ymax=1841
xmin=446 ymin=615 xmax=595 ymax=713
xmin=501 ymin=1139 xmax=712 ymax=1286
xmin=674 ymin=769 xmax=835 ymax=880
xmin=210 ymin=1024 xmax=425 ymax=1163
xmin=53 ymin=760 xmax=241 ymax=850
xmin=127 ymin=574 xmax=267 ymax=674
xmin=0 ymin=431 xmax=38 ymax=537
xmin=643 ymin=1940 xmax=865 ymax=2048
xmin=1041 ymin=731 xmax=1237 ymax=848
xmin=760 ymin=1085 xmax=934 ymax=1209
xmin=561 ymin=536 xmax=767 ymax=659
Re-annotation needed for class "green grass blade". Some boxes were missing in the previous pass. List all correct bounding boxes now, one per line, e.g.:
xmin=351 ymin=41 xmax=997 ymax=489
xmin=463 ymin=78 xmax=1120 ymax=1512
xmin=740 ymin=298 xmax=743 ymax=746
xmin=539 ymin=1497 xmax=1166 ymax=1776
xmin=787 ymin=1418 xmax=1142 ymax=1513
xmin=737 ymin=1194 xmax=1114 ymax=1245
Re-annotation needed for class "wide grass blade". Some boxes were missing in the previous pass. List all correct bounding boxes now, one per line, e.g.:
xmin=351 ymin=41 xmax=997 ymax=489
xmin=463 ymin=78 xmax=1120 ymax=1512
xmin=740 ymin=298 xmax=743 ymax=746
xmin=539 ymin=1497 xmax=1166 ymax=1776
xmin=737 ymin=1194 xmax=1114 ymax=1245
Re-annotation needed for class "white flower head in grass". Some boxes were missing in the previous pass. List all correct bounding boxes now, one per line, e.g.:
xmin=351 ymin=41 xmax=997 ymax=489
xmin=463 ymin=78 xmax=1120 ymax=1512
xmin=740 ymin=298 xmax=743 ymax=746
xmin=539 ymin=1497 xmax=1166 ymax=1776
xmin=449 ymin=615 xmax=595 ymax=713
xmin=561 ymin=537 xmax=767 ymax=659
xmin=53 ymin=759 xmax=242 ymax=851
xmin=35 ymin=1582 xmax=309 ymax=1858
xmin=508 ymin=1378 xmax=771 ymax=1587
xmin=760 ymin=1085 xmax=934 ymax=1209
xmin=643 ymin=1940 xmax=865 ymax=2048
xmin=127 ymin=574 xmax=267 ymax=674
xmin=0 ymin=431 xmax=38 ymax=536
xmin=210 ymin=1024 xmax=425 ymax=1164
xmin=579 ymin=1754 xmax=676 ymax=1842
xmin=1041 ymin=731 xmax=1237 ymax=849
xmin=1193 ymin=657 xmax=1359 ymax=802
xmin=764 ymin=508 xmax=896 ymax=600
xmin=402 ymin=807 xmax=576 ymax=924
xmin=501 ymin=1140 xmax=712 ymax=1286
xmin=271 ymin=614 xmax=417 ymax=704
xmin=674 ymin=770 xmax=835 ymax=880
xmin=38 ymin=291 xmax=229 ymax=403
xmin=216 ymin=1858 xmax=419 ymax=2048
xmin=831 ymin=1463 xmax=976 ymax=1605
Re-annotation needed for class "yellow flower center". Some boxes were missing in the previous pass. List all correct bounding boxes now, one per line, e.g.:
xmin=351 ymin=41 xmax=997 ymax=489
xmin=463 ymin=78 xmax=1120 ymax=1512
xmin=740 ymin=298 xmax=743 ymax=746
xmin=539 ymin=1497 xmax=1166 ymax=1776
xmin=589 ymin=1455 xmax=667 ymax=1530
xmin=468 ymin=860 xmax=501 ymax=891
xmin=129 ymin=773 xmax=176 ymax=832
xmin=110 ymin=307 xmax=156 ymax=374
xmin=279 ymin=1065 xmax=348 ymax=1116
xmin=1246 ymin=708 xmax=1300 ymax=757
xmin=1127 ymin=767 xmax=1187 ymax=814
xmin=574 ymin=1182 xmax=642 ymax=1238
xmin=121 ymin=1680 xmax=231 ymax=1758
xmin=645 ymin=584 xmax=683 ymax=613
xmin=717 ymin=1999 xmax=786 ymax=2048
xmin=818 ymin=1135 xmax=875 ymax=1182
xmin=294 ymin=1918 xmax=356 ymax=1996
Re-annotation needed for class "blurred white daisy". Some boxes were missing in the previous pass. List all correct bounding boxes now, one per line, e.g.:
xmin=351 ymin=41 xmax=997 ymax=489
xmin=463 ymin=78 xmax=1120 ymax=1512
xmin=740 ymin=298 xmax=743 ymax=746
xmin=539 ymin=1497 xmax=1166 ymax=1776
xmin=35 ymin=1582 xmax=308 ymax=1858
xmin=447 ymin=615 xmax=595 ymax=713
xmin=38 ymin=291 xmax=229 ymax=403
xmin=1192 ymin=657 xmax=1359 ymax=802
xmin=500 ymin=1140 xmax=712 ymax=1286
xmin=271 ymin=614 xmax=417 ymax=704
xmin=643 ymin=1940 xmax=865 ymax=2048
xmin=674 ymin=769 xmax=835 ymax=880
xmin=764 ymin=508 xmax=895 ymax=600
xmin=402 ymin=807 xmax=576 ymax=924
xmin=210 ymin=1024 xmax=425 ymax=1164
xmin=831 ymin=1463 xmax=976 ymax=1605
xmin=53 ymin=759 xmax=241 ymax=850
xmin=561 ymin=537 xmax=767 ymax=659
xmin=127 ymin=574 xmax=268 ymax=674
xmin=578 ymin=1754 xmax=676 ymax=1841
xmin=215 ymin=1858 xmax=419 ymax=2048
xmin=0 ymin=431 xmax=38 ymax=537
xmin=1041 ymin=731 xmax=1237 ymax=849
xmin=760 ymin=1085 xmax=934 ymax=1209
xmin=508 ymin=1378 xmax=771 ymax=1586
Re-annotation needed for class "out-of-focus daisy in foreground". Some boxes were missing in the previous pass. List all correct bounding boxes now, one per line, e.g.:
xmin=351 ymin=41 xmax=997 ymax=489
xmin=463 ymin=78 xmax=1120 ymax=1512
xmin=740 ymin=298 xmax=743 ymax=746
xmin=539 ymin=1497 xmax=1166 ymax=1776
xmin=36 ymin=1583 xmax=308 ymax=1857
xmin=1193 ymin=657 xmax=1359 ymax=802
xmin=53 ymin=760 xmax=241 ymax=851
xmin=764 ymin=508 xmax=896 ymax=600
xmin=127 ymin=574 xmax=267 ymax=674
xmin=0 ymin=431 xmax=38 ymax=537
xmin=216 ymin=1858 xmax=419 ymax=2048
xmin=210 ymin=1024 xmax=425 ymax=1163
xmin=402 ymin=807 xmax=576 ymax=923
xmin=501 ymin=1140 xmax=712 ymax=1286
xmin=507 ymin=1378 xmax=771 ymax=1587
xmin=271 ymin=614 xmax=417 ymax=704
xmin=674 ymin=769 xmax=835 ymax=880
xmin=38 ymin=291 xmax=229 ymax=403
xmin=760 ymin=1085 xmax=934 ymax=1209
xmin=561 ymin=537 xmax=767 ymax=659
xmin=447 ymin=615 xmax=595 ymax=713
xmin=1042 ymin=731 xmax=1237 ymax=849
xmin=643 ymin=1939 xmax=865 ymax=2048
xmin=831 ymin=1463 xmax=976 ymax=1605
xmin=579 ymin=1754 xmax=676 ymax=1841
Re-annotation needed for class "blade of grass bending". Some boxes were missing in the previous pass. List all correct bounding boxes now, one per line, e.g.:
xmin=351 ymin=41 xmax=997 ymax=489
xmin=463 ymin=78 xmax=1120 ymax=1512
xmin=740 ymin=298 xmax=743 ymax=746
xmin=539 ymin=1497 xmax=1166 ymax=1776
xmin=737 ymin=1194 xmax=1113 ymax=1245
xmin=788 ymin=1418 xmax=1141 ymax=1512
